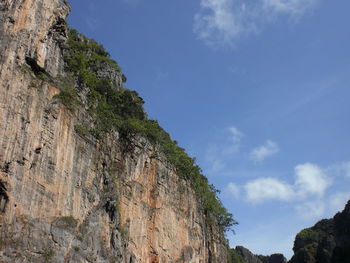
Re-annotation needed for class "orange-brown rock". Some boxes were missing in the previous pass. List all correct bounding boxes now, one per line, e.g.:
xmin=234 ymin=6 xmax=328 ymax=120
xmin=0 ymin=1 xmax=229 ymax=262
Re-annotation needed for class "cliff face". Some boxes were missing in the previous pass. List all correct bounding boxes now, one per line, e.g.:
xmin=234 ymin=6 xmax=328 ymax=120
xmin=0 ymin=1 xmax=229 ymax=262
xmin=289 ymin=200 xmax=350 ymax=263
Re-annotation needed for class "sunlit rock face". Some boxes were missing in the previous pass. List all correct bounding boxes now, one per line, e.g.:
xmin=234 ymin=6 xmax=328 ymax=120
xmin=0 ymin=1 xmax=229 ymax=262
xmin=0 ymin=0 xmax=70 ymax=77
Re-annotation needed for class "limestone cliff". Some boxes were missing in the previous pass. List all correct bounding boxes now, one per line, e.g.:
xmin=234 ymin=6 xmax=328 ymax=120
xmin=0 ymin=0 xmax=231 ymax=262
xmin=289 ymin=200 xmax=350 ymax=263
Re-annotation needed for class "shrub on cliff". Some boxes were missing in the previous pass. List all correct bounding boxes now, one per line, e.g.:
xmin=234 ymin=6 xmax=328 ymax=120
xmin=54 ymin=86 xmax=80 ymax=111
xmin=228 ymin=248 xmax=246 ymax=263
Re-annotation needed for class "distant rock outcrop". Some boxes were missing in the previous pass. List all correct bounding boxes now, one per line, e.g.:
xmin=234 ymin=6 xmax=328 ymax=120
xmin=229 ymin=246 xmax=287 ymax=263
xmin=289 ymin=200 xmax=350 ymax=263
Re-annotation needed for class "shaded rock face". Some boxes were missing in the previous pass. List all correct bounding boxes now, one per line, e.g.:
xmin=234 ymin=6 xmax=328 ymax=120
xmin=289 ymin=200 xmax=350 ymax=263
xmin=235 ymin=246 xmax=262 ymax=263
xmin=259 ymin=254 xmax=287 ymax=263
xmin=233 ymin=246 xmax=286 ymax=263
xmin=0 ymin=0 xmax=229 ymax=262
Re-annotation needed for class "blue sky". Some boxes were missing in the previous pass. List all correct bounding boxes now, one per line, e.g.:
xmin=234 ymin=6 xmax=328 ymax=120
xmin=68 ymin=0 xmax=350 ymax=258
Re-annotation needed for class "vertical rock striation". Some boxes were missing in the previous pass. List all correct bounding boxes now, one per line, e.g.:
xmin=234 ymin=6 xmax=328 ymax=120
xmin=0 ymin=0 xmax=70 ymax=77
xmin=0 ymin=1 xmax=229 ymax=262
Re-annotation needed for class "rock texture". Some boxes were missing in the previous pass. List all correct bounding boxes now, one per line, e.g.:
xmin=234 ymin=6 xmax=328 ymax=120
xmin=289 ymin=200 xmax=350 ymax=263
xmin=0 ymin=0 xmax=70 ymax=77
xmin=0 ymin=0 xmax=229 ymax=262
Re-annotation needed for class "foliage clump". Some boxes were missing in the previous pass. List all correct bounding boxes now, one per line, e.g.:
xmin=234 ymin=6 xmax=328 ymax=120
xmin=42 ymin=248 xmax=55 ymax=260
xmin=54 ymin=86 xmax=80 ymax=111
xmin=228 ymin=249 xmax=247 ymax=263
xmin=62 ymin=28 xmax=237 ymax=233
xmin=74 ymin=124 xmax=89 ymax=137
xmin=297 ymin=228 xmax=319 ymax=241
xmin=60 ymin=216 xmax=78 ymax=228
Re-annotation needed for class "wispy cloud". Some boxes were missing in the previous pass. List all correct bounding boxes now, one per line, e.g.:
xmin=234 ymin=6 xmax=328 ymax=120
xmin=227 ymin=126 xmax=244 ymax=153
xmin=193 ymin=0 xmax=251 ymax=47
xmin=84 ymin=2 xmax=100 ymax=32
xmin=262 ymin=0 xmax=317 ymax=16
xmin=154 ymin=68 xmax=170 ymax=83
xmin=295 ymin=163 xmax=331 ymax=197
xmin=343 ymin=162 xmax=350 ymax=177
xmin=249 ymin=140 xmax=279 ymax=163
xmin=339 ymin=162 xmax=350 ymax=178
xmin=121 ymin=0 xmax=141 ymax=5
xmin=206 ymin=126 xmax=244 ymax=174
xmin=328 ymin=192 xmax=350 ymax=214
xmin=295 ymin=200 xmax=326 ymax=220
xmin=193 ymin=0 xmax=319 ymax=47
xmin=225 ymin=182 xmax=241 ymax=199
xmin=326 ymin=162 xmax=350 ymax=178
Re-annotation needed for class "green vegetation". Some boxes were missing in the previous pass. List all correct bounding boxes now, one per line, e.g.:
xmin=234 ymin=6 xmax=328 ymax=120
xmin=62 ymin=28 xmax=237 ymax=233
xmin=54 ymin=86 xmax=80 ymax=111
xmin=298 ymin=228 xmax=319 ymax=241
xmin=65 ymin=29 xmax=121 ymax=74
xmin=228 ymin=249 xmax=246 ymax=263
xmin=73 ymin=246 xmax=80 ymax=252
xmin=60 ymin=216 xmax=78 ymax=227
xmin=74 ymin=124 xmax=89 ymax=137
xmin=109 ymin=255 xmax=119 ymax=263
xmin=297 ymin=243 xmax=318 ymax=262
xmin=42 ymin=248 xmax=54 ymax=261
xmin=119 ymin=227 xmax=128 ymax=239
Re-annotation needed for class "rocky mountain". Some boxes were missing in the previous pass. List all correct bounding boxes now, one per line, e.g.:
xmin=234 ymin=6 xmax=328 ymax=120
xmin=2 ymin=1 xmax=349 ymax=263
xmin=228 ymin=246 xmax=286 ymax=263
xmin=289 ymin=200 xmax=350 ymax=263
xmin=0 ymin=0 xmax=234 ymax=262
xmin=228 ymin=198 xmax=350 ymax=263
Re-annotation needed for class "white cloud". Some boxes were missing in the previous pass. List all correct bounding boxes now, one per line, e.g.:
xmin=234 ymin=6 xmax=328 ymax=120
xmin=229 ymin=126 xmax=244 ymax=143
xmin=226 ymin=126 xmax=244 ymax=153
xmin=121 ymin=0 xmax=141 ymax=5
xmin=262 ymin=0 xmax=317 ymax=16
xmin=193 ymin=0 xmax=251 ymax=47
xmin=342 ymin=162 xmax=350 ymax=178
xmin=327 ymin=162 xmax=350 ymax=178
xmin=249 ymin=140 xmax=279 ymax=163
xmin=154 ymin=68 xmax=169 ymax=83
xmin=295 ymin=200 xmax=326 ymax=220
xmin=194 ymin=0 xmax=319 ymax=47
xmin=243 ymin=163 xmax=332 ymax=204
xmin=207 ymin=158 xmax=225 ymax=174
xmin=205 ymin=126 xmax=244 ymax=174
xmin=295 ymin=163 xmax=331 ymax=197
xmin=328 ymin=192 xmax=350 ymax=214
xmin=244 ymin=177 xmax=294 ymax=203
xmin=226 ymin=182 xmax=240 ymax=199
